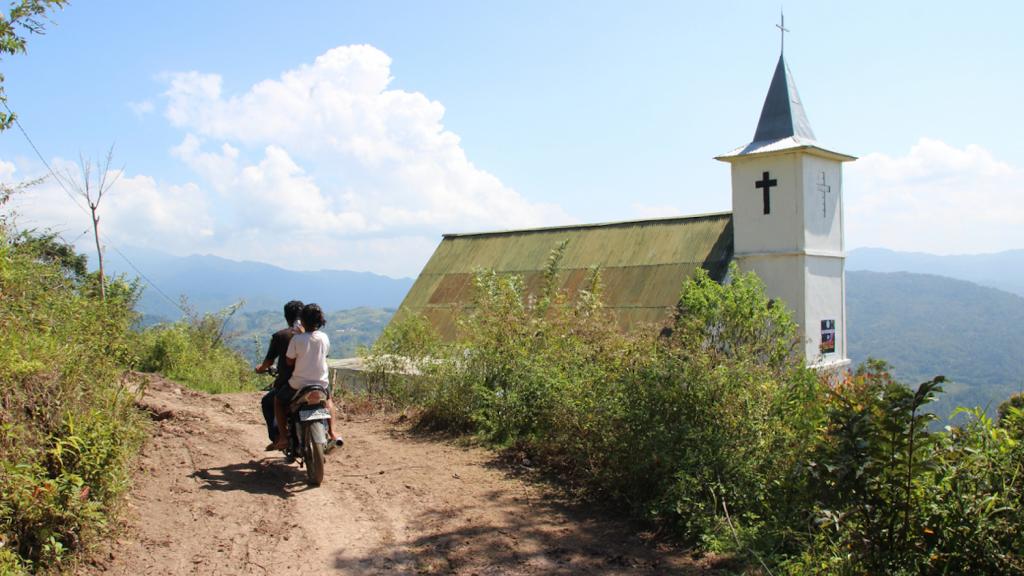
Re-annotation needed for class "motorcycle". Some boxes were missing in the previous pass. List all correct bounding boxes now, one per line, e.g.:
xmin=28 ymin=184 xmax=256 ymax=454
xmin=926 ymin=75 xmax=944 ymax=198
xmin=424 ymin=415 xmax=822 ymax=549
xmin=263 ymin=367 xmax=335 ymax=486
xmin=283 ymin=384 xmax=333 ymax=486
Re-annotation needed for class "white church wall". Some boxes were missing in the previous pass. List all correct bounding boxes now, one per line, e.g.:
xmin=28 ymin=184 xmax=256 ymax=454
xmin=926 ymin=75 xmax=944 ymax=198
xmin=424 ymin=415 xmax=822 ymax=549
xmin=801 ymin=155 xmax=844 ymax=253
xmin=803 ymin=255 xmax=847 ymax=365
xmin=734 ymin=253 xmax=806 ymax=331
xmin=730 ymin=152 xmax=803 ymax=256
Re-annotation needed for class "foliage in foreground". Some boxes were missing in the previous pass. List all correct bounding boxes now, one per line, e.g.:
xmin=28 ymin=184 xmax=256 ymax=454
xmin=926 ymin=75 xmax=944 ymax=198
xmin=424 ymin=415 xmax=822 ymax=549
xmin=0 ymin=225 xmax=146 ymax=574
xmin=371 ymin=253 xmax=1024 ymax=573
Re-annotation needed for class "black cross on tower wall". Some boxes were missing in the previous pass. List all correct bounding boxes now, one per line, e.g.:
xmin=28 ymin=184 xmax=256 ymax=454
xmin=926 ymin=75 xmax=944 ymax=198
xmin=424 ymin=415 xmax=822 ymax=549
xmin=755 ymin=171 xmax=777 ymax=215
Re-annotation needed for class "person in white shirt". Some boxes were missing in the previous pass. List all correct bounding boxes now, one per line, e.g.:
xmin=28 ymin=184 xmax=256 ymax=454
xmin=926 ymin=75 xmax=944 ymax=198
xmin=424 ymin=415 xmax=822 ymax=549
xmin=272 ymin=303 xmax=343 ymax=449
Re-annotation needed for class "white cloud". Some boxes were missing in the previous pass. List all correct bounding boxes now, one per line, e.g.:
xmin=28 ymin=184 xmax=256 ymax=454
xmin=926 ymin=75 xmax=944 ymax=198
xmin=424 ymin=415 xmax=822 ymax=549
xmin=0 ymin=159 xmax=17 ymax=181
xmin=159 ymin=44 xmax=569 ymax=274
xmin=4 ymin=157 xmax=215 ymax=257
xmin=3 ymin=161 xmax=85 ymax=237
xmin=846 ymin=138 xmax=1024 ymax=254
xmin=128 ymin=99 xmax=155 ymax=117
xmin=3 ymin=45 xmax=569 ymax=277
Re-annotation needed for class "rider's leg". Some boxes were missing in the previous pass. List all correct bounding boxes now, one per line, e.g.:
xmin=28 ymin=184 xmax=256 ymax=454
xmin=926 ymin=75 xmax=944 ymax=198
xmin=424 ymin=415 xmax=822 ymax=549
xmin=325 ymin=398 xmax=343 ymax=444
xmin=325 ymin=398 xmax=336 ymax=439
xmin=270 ymin=394 xmax=289 ymax=450
xmin=261 ymin=389 xmax=278 ymax=442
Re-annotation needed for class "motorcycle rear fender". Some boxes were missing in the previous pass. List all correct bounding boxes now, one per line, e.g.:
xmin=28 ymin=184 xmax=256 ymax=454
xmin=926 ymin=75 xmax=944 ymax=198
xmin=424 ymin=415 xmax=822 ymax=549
xmin=306 ymin=420 xmax=328 ymax=445
xmin=288 ymin=385 xmax=330 ymax=413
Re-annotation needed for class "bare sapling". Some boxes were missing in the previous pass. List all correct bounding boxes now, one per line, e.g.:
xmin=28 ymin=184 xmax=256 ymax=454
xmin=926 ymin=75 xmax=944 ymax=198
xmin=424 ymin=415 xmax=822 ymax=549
xmin=60 ymin=145 xmax=121 ymax=300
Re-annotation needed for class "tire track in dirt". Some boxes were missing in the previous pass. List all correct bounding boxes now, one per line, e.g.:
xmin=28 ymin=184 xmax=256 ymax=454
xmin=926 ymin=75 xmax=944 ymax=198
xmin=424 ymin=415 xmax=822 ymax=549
xmin=85 ymin=376 xmax=727 ymax=575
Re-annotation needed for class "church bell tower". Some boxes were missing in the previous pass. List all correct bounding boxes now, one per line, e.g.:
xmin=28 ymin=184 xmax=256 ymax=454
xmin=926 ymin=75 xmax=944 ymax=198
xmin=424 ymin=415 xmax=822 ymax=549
xmin=715 ymin=47 xmax=855 ymax=369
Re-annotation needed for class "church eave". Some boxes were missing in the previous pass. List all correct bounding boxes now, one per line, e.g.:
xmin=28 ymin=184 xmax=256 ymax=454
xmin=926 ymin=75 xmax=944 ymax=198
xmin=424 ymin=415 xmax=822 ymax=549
xmin=714 ymin=140 xmax=856 ymax=163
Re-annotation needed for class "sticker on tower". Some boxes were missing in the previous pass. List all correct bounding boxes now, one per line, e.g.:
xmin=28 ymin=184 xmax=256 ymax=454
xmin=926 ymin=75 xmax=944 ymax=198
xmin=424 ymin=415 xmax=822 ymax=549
xmin=820 ymin=319 xmax=836 ymax=354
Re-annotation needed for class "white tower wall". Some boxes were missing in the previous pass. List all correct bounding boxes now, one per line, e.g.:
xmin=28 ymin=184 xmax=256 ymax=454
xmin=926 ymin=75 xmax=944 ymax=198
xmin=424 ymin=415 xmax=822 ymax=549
xmin=730 ymin=153 xmax=803 ymax=255
xmin=715 ymin=53 xmax=854 ymax=369
xmin=724 ymin=150 xmax=851 ymax=369
xmin=801 ymin=155 xmax=844 ymax=252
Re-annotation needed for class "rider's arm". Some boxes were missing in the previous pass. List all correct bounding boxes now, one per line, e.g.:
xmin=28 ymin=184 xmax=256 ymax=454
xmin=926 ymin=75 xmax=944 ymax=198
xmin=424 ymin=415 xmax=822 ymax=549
xmin=285 ymin=334 xmax=298 ymax=368
xmin=256 ymin=332 xmax=281 ymax=372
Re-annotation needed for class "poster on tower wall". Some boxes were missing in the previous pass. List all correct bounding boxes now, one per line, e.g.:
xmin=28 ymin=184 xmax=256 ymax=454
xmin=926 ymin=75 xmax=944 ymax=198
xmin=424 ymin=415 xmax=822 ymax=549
xmin=820 ymin=319 xmax=836 ymax=354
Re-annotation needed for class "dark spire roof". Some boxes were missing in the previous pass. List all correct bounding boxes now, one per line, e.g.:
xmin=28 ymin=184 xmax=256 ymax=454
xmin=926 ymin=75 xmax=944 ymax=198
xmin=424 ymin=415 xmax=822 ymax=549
xmin=752 ymin=54 xmax=815 ymax=143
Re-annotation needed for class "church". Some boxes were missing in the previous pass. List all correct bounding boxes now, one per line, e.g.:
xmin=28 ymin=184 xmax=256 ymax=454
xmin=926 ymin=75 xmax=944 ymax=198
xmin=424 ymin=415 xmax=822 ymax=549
xmin=391 ymin=48 xmax=854 ymax=370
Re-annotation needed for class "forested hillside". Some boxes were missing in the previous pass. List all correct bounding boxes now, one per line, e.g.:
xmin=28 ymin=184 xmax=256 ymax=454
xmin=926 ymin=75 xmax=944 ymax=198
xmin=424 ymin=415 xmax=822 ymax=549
xmin=224 ymin=306 xmax=394 ymax=362
xmin=847 ymin=270 xmax=1024 ymax=416
xmin=848 ymin=247 xmax=1024 ymax=297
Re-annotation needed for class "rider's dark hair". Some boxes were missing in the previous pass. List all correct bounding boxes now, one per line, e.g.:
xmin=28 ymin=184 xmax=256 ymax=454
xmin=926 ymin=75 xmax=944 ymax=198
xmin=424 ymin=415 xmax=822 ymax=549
xmin=300 ymin=303 xmax=326 ymax=331
xmin=284 ymin=300 xmax=304 ymax=326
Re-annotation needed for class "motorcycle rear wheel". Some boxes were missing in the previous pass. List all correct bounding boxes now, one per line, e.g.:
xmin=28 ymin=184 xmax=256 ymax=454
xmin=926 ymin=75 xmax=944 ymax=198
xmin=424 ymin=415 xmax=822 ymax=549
xmin=304 ymin=422 xmax=325 ymax=486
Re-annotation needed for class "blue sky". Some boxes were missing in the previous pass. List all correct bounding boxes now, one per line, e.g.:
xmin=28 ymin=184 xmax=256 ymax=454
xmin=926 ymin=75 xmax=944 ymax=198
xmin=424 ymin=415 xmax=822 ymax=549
xmin=2 ymin=1 xmax=1022 ymax=277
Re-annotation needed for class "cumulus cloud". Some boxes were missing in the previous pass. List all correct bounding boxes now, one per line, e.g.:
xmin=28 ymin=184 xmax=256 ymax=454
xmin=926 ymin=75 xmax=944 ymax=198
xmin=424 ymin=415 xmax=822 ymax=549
xmin=5 ymin=158 xmax=215 ymax=256
xmin=158 ymin=44 xmax=568 ymax=274
xmin=2 ymin=45 xmax=568 ymax=277
xmin=127 ymin=99 xmax=155 ymax=117
xmin=845 ymin=138 xmax=1024 ymax=254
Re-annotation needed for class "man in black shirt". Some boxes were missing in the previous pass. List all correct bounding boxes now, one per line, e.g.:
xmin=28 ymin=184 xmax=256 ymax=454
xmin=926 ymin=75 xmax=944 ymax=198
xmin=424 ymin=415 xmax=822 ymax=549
xmin=255 ymin=300 xmax=304 ymax=450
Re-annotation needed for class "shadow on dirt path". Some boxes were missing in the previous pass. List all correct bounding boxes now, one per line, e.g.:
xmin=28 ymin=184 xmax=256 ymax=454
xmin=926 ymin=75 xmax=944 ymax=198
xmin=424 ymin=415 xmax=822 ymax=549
xmin=191 ymin=458 xmax=310 ymax=498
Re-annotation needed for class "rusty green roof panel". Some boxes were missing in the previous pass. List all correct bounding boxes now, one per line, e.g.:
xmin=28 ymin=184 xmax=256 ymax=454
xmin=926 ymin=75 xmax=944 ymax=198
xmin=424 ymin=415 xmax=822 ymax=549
xmin=392 ymin=212 xmax=734 ymax=340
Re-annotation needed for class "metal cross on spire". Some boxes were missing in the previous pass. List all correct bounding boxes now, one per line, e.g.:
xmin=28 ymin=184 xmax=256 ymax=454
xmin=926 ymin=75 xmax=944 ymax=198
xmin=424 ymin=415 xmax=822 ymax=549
xmin=776 ymin=10 xmax=789 ymax=54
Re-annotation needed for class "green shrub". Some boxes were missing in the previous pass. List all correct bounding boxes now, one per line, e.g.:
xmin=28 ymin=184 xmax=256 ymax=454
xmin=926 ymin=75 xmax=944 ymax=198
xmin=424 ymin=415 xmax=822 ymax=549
xmin=133 ymin=305 xmax=258 ymax=394
xmin=541 ymin=267 xmax=824 ymax=568
xmin=374 ymin=245 xmax=1024 ymax=571
xmin=998 ymin=392 xmax=1024 ymax=439
xmin=380 ymin=255 xmax=822 ymax=555
xmin=362 ymin=312 xmax=440 ymax=409
xmin=0 ymin=226 xmax=146 ymax=572
xmin=791 ymin=362 xmax=1024 ymax=574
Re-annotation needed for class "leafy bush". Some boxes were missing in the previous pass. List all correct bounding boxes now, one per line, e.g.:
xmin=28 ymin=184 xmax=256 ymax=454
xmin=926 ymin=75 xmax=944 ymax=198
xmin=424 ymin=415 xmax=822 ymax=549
xmin=133 ymin=304 xmax=258 ymax=394
xmin=789 ymin=362 xmax=1024 ymax=574
xmin=362 ymin=311 xmax=440 ymax=409
xmin=0 ymin=225 xmax=146 ymax=573
xmin=376 ymin=246 xmax=1024 ymax=572
xmin=379 ymin=255 xmax=822 ymax=553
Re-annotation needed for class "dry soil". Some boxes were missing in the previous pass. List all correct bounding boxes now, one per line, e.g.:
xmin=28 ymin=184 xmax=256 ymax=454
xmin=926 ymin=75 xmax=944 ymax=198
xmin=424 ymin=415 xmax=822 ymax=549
xmin=83 ymin=376 xmax=728 ymax=575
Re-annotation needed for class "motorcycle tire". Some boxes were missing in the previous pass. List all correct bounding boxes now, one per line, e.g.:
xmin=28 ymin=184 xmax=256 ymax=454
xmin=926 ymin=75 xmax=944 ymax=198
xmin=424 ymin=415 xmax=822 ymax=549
xmin=303 ymin=421 xmax=326 ymax=486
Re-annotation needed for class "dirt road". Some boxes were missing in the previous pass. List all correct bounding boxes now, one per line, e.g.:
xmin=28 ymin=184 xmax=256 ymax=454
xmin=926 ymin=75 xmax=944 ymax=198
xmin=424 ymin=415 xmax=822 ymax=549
xmin=86 ymin=377 xmax=722 ymax=575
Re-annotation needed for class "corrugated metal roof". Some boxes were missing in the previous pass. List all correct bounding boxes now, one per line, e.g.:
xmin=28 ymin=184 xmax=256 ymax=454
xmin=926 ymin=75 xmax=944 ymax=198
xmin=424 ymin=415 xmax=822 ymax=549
xmin=392 ymin=212 xmax=735 ymax=340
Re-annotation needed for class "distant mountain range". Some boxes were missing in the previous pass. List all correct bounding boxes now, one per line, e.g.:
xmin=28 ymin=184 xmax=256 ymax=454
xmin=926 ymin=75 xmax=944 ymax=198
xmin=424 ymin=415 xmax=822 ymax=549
xmin=110 ymin=247 xmax=1024 ymax=417
xmin=225 ymin=307 xmax=394 ymax=364
xmin=104 ymin=248 xmax=414 ymax=320
xmin=845 ymin=247 xmax=1024 ymax=417
xmin=848 ymin=247 xmax=1024 ymax=297
xmin=847 ymin=270 xmax=1024 ymax=417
